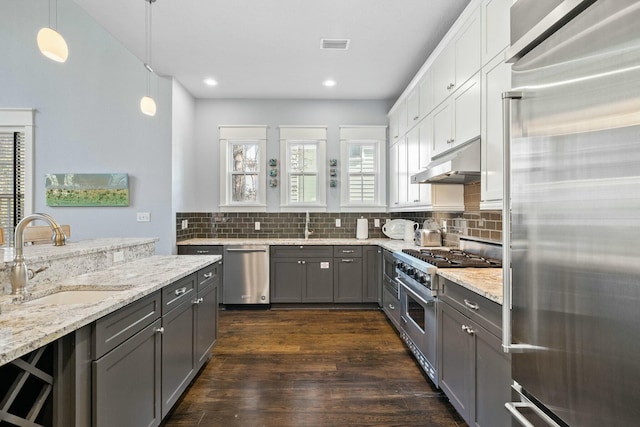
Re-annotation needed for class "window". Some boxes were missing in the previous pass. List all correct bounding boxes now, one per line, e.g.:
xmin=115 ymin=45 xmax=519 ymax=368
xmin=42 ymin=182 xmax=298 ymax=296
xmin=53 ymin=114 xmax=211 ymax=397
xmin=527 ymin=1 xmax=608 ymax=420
xmin=340 ymin=126 xmax=386 ymax=211
xmin=280 ymin=127 xmax=326 ymax=210
xmin=0 ymin=109 xmax=33 ymax=246
xmin=219 ymin=126 xmax=267 ymax=211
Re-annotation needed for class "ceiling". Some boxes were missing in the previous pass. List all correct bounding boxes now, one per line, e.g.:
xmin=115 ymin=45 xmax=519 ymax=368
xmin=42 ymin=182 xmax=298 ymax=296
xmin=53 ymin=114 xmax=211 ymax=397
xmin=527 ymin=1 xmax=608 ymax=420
xmin=72 ymin=0 xmax=470 ymax=100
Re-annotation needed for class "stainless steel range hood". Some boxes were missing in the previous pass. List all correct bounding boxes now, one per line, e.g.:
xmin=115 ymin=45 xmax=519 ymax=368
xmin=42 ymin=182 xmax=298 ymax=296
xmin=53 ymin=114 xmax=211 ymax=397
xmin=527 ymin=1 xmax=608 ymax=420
xmin=411 ymin=138 xmax=481 ymax=184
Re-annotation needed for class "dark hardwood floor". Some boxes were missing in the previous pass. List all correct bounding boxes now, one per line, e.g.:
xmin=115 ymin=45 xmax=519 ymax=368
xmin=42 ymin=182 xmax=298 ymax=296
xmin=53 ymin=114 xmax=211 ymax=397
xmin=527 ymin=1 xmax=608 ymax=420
xmin=162 ymin=308 xmax=466 ymax=427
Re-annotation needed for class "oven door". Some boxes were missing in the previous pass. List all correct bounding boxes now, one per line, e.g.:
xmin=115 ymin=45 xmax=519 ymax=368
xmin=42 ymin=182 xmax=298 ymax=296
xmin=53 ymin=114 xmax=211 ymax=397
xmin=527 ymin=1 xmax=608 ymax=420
xmin=398 ymin=277 xmax=438 ymax=384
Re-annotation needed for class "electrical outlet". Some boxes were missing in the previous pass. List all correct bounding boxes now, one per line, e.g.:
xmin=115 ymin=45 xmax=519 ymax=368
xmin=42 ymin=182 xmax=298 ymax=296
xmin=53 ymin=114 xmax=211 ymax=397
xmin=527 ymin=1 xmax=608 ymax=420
xmin=335 ymin=218 xmax=341 ymax=227
xmin=181 ymin=219 xmax=188 ymax=230
xmin=442 ymin=220 xmax=447 ymax=232
xmin=478 ymin=218 xmax=485 ymax=227
xmin=255 ymin=221 xmax=260 ymax=230
xmin=137 ymin=212 xmax=150 ymax=222
xmin=374 ymin=219 xmax=380 ymax=228
xmin=113 ymin=251 xmax=124 ymax=263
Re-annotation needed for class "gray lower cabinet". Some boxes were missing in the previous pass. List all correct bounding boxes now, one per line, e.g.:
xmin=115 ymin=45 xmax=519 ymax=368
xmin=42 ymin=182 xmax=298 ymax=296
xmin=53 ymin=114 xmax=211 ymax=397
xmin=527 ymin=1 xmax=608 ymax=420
xmin=437 ymin=279 xmax=511 ymax=427
xmin=362 ymin=246 xmax=382 ymax=304
xmin=161 ymin=274 xmax=197 ymax=418
xmin=195 ymin=264 xmax=219 ymax=366
xmin=178 ymin=245 xmax=224 ymax=302
xmin=92 ymin=291 xmax=163 ymax=427
xmin=333 ymin=246 xmax=363 ymax=302
xmin=270 ymin=246 xmax=333 ymax=303
xmin=90 ymin=265 xmax=219 ymax=426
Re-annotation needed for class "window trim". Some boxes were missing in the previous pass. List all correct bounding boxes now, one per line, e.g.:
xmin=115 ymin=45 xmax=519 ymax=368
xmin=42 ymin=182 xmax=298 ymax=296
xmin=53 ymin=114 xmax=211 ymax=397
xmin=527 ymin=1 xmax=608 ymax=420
xmin=339 ymin=126 xmax=387 ymax=212
xmin=219 ymin=126 xmax=267 ymax=212
xmin=0 ymin=109 xmax=34 ymax=244
xmin=279 ymin=126 xmax=327 ymax=212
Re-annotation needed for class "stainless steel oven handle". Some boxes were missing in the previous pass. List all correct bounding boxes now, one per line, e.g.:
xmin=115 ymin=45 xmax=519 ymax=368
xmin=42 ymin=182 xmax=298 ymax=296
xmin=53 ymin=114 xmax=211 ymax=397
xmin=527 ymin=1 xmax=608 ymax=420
xmin=396 ymin=277 xmax=433 ymax=306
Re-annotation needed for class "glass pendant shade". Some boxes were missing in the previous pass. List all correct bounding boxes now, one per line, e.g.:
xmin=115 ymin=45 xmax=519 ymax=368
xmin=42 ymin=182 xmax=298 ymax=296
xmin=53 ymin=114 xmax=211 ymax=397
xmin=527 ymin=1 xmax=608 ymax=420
xmin=140 ymin=96 xmax=157 ymax=116
xmin=37 ymin=27 xmax=68 ymax=63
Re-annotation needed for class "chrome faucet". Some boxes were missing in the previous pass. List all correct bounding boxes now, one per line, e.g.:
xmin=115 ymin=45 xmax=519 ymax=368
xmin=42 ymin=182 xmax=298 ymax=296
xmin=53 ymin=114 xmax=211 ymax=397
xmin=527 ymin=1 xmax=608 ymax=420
xmin=10 ymin=213 xmax=66 ymax=295
xmin=304 ymin=211 xmax=314 ymax=240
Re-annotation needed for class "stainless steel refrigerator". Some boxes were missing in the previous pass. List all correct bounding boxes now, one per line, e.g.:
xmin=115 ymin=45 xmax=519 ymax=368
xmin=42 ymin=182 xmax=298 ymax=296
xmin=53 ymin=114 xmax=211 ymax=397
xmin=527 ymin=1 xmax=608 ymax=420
xmin=502 ymin=0 xmax=640 ymax=426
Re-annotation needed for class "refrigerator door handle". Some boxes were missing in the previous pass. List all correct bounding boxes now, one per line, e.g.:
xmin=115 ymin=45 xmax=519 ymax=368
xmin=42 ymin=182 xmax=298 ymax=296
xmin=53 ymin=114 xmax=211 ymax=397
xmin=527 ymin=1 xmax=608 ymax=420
xmin=502 ymin=91 xmax=528 ymax=353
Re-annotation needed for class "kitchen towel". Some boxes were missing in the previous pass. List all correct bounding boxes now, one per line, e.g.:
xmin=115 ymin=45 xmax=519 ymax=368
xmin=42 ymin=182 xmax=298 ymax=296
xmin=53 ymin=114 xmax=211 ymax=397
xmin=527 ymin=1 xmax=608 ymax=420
xmin=356 ymin=217 xmax=368 ymax=240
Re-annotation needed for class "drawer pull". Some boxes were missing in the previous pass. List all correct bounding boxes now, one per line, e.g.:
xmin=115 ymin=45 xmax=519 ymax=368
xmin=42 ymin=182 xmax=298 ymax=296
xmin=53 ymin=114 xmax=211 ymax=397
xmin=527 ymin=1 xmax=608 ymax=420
xmin=196 ymin=250 xmax=208 ymax=254
xmin=203 ymin=272 xmax=213 ymax=279
xmin=341 ymin=250 xmax=355 ymax=254
xmin=174 ymin=287 xmax=188 ymax=296
xmin=464 ymin=299 xmax=480 ymax=310
xmin=341 ymin=259 xmax=354 ymax=263
xmin=155 ymin=327 xmax=165 ymax=334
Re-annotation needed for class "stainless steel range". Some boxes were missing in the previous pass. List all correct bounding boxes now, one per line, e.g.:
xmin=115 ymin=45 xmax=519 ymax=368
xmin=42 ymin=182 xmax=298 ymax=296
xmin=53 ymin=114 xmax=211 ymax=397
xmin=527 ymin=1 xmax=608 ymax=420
xmin=393 ymin=236 xmax=502 ymax=388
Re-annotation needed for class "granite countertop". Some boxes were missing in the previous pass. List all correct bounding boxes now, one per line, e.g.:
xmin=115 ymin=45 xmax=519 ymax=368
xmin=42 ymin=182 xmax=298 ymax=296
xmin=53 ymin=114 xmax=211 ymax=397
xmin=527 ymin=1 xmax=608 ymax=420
xmin=180 ymin=237 xmax=503 ymax=303
xmin=0 ymin=254 xmax=219 ymax=366
xmin=437 ymin=268 xmax=504 ymax=305
xmin=1 ymin=237 xmax=159 ymax=268
xmin=178 ymin=237 xmax=421 ymax=253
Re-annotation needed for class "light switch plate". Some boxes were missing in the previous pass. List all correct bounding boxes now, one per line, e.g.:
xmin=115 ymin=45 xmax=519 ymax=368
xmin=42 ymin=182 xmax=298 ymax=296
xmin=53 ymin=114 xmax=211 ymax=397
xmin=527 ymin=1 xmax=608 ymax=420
xmin=181 ymin=219 xmax=188 ymax=230
xmin=137 ymin=212 xmax=150 ymax=222
xmin=374 ymin=219 xmax=380 ymax=228
xmin=335 ymin=218 xmax=341 ymax=227
xmin=255 ymin=221 xmax=260 ymax=230
xmin=113 ymin=251 xmax=124 ymax=263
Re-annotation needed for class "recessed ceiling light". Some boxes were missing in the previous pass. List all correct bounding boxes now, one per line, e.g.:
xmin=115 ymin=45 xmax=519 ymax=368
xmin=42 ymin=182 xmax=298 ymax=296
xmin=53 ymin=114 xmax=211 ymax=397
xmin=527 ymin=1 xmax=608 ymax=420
xmin=323 ymin=79 xmax=337 ymax=87
xmin=203 ymin=78 xmax=218 ymax=86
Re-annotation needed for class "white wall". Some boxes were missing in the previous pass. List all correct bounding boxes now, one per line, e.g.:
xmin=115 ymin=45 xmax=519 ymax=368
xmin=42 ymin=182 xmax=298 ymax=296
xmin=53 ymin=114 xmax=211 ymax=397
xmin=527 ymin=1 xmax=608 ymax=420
xmin=192 ymin=99 xmax=392 ymax=212
xmin=171 ymin=79 xmax=196 ymax=246
xmin=0 ymin=0 xmax=174 ymax=254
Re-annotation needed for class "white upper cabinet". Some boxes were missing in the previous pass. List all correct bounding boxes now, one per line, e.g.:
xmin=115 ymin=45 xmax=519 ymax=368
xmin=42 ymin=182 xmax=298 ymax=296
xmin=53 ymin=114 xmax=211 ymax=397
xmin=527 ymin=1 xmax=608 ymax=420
xmin=432 ymin=72 xmax=481 ymax=157
xmin=432 ymin=4 xmax=482 ymax=108
xmin=480 ymin=50 xmax=511 ymax=209
xmin=454 ymin=5 xmax=482 ymax=91
xmin=407 ymin=87 xmax=421 ymax=127
xmin=481 ymin=0 xmax=511 ymax=64
xmin=419 ymin=69 xmax=434 ymax=120
xmin=397 ymin=101 xmax=409 ymax=139
xmin=389 ymin=140 xmax=400 ymax=207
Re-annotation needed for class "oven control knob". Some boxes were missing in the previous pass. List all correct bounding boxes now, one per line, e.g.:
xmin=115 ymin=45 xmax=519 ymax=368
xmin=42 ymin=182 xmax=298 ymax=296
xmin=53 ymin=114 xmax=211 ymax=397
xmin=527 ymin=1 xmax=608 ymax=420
xmin=406 ymin=267 xmax=415 ymax=275
xmin=417 ymin=274 xmax=426 ymax=284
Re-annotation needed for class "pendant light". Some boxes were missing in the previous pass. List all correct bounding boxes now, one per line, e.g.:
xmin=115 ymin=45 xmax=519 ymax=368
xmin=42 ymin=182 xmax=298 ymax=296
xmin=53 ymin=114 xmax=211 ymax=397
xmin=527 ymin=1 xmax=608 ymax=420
xmin=140 ymin=0 xmax=157 ymax=116
xmin=37 ymin=0 xmax=68 ymax=63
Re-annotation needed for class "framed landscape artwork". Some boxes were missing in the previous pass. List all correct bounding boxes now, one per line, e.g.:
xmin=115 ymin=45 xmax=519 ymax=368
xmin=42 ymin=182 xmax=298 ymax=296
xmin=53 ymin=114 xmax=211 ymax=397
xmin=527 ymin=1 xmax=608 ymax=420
xmin=45 ymin=173 xmax=129 ymax=207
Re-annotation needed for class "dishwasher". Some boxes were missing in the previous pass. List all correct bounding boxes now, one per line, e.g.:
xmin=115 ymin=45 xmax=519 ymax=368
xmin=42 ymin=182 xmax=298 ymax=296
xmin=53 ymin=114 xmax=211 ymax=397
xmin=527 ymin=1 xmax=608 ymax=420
xmin=222 ymin=245 xmax=270 ymax=305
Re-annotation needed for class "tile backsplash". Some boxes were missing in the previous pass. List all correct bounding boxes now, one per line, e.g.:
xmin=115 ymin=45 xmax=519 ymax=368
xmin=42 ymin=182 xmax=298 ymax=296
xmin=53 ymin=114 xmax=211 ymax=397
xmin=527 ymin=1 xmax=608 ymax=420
xmin=177 ymin=182 xmax=502 ymax=246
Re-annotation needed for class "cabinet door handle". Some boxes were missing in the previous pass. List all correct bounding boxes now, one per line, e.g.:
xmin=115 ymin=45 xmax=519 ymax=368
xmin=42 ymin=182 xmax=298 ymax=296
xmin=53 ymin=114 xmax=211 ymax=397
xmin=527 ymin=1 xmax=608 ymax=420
xmin=155 ymin=327 xmax=165 ymax=334
xmin=301 ymin=260 xmax=306 ymax=265
xmin=341 ymin=259 xmax=354 ymax=263
xmin=463 ymin=299 xmax=480 ymax=310
xmin=193 ymin=297 xmax=204 ymax=304
xmin=388 ymin=304 xmax=395 ymax=310
xmin=204 ymin=272 xmax=213 ymax=279
xmin=413 ymin=115 xmax=419 ymax=121
xmin=174 ymin=287 xmax=188 ymax=296
xmin=461 ymin=325 xmax=475 ymax=335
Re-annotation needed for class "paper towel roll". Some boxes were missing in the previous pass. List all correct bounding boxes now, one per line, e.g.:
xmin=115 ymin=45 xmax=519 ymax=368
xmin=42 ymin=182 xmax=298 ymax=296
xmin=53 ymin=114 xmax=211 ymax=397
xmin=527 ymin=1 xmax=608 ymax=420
xmin=356 ymin=217 xmax=368 ymax=240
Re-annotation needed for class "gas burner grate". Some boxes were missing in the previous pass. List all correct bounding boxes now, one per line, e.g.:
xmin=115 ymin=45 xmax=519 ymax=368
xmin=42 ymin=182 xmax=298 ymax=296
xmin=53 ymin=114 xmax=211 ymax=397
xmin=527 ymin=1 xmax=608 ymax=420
xmin=402 ymin=249 xmax=501 ymax=268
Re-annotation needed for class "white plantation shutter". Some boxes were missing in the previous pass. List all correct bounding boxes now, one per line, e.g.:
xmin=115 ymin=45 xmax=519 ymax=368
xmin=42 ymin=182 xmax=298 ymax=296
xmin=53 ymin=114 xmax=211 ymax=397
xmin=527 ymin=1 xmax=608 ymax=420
xmin=279 ymin=126 xmax=327 ymax=209
xmin=340 ymin=126 xmax=386 ymax=210
xmin=0 ymin=131 xmax=25 ymax=245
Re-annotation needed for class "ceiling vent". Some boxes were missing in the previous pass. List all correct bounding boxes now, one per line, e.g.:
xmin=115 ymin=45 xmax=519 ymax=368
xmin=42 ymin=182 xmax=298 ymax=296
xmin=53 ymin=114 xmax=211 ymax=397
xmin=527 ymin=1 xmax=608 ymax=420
xmin=320 ymin=39 xmax=350 ymax=50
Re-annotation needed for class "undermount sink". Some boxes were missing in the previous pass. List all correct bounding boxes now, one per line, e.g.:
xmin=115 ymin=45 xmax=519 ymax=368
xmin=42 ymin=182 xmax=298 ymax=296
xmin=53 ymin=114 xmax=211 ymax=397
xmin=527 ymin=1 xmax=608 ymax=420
xmin=25 ymin=289 xmax=126 ymax=305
